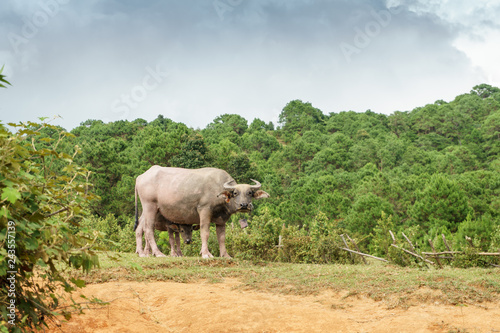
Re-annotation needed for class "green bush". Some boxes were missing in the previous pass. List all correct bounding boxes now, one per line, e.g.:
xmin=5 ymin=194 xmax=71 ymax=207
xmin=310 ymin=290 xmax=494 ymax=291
xmin=79 ymin=214 xmax=136 ymax=253
xmin=0 ymin=120 xmax=100 ymax=332
xmin=88 ymin=207 xmax=498 ymax=268
xmin=227 ymin=209 xmax=282 ymax=261
xmin=453 ymin=214 xmax=497 ymax=251
xmin=123 ymin=208 xmax=348 ymax=264
xmin=490 ymin=225 xmax=500 ymax=253
xmin=370 ymin=211 xmax=395 ymax=257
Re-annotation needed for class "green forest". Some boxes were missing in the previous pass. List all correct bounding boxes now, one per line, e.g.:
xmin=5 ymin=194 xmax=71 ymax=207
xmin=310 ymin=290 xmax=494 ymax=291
xmin=43 ymin=83 xmax=500 ymax=260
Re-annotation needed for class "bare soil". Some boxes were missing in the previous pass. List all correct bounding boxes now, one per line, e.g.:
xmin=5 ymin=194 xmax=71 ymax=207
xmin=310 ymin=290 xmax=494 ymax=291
xmin=49 ymin=278 xmax=500 ymax=333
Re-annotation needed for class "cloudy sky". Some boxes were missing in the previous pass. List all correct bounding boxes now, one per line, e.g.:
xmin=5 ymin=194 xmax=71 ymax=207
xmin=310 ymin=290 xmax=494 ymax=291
xmin=1 ymin=0 xmax=499 ymax=130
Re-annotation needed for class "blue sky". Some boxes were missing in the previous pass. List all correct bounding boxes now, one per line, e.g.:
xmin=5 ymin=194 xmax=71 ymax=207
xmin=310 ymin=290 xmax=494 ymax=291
xmin=1 ymin=0 xmax=499 ymax=130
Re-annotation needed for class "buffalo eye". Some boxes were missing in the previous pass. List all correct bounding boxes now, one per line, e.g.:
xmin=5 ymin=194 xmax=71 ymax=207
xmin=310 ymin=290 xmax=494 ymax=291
xmin=232 ymin=190 xmax=239 ymax=197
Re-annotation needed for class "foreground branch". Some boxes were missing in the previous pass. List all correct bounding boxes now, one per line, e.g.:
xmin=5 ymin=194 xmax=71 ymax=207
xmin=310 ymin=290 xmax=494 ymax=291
xmin=46 ymin=207 xmax=70 ymax=217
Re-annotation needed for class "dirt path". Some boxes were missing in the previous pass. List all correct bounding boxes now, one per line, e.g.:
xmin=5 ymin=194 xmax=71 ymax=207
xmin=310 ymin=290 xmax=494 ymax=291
xmin=50 ymin=279 xmax=500 ymax=333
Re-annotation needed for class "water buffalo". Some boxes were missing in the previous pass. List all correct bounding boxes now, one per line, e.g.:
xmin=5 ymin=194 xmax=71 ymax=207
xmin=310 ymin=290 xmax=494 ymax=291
xmin=137 ymin=211 xmax=199 ymax=257
xmin=134 ymin=166 xmax=270 ymax=258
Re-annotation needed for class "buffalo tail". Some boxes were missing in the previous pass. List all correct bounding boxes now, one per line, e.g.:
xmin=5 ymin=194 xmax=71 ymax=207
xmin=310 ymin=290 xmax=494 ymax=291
xmin=134 ymin=185 xmax=139 ymax=231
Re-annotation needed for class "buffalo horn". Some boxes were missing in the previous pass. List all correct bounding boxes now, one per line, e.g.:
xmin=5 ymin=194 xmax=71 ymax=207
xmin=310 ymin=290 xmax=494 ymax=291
xmin=250 ymin=179 xmax=261 ymax=190
xmin=223 ymin=180 xmax=237 ymax=190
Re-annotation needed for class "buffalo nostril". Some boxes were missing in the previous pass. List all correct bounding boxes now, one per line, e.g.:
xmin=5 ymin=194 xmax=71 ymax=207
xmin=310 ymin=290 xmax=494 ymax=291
xmin=185 ymin=240 xmax=191 ymax=244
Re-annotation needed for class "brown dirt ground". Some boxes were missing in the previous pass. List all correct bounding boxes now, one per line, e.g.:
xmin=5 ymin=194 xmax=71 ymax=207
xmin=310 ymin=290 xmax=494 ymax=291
xmin=48 ymin=278 xmax=500 ymax=333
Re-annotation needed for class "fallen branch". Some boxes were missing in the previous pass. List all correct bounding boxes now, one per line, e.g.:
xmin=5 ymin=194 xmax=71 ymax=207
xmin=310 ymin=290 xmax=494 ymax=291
xmin=425 ymin=256 xmax=455 ymax=260
xmin=402 ymin=232 xmax=416 ymax=252
xmin=442 ymin=234 xmax=453 ymax=252
xmin=422 ymin=251 xmax=500 ymax=256
xmin=340 ymin=234 xmax=354 ymax=262
xmin=340 ymin=248 xmax=389 ymax=263
xmin=391 ymin=244 xmax=435 ymax=265
xmin=389 ymin=230 xmax=396 ymax=244
xmin=422 ymin=251 xmax=460 ymax=256
xmin=346 ymin=234 xmax=367 ymax=264
xmin=428 ymin=239 xmax=442 ymax=268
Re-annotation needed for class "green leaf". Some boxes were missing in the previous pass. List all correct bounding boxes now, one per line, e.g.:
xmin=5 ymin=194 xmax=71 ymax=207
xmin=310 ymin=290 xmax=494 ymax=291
xmin=0 ymin=65 xmax=11 ymax=87
xmin=0 ymin=206 xmax=10 ymax=218
xmin=2 ymin=187 xmax=21 ymax=204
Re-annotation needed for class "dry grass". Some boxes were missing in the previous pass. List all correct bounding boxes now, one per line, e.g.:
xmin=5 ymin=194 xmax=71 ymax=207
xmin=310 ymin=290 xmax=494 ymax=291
xmin=75 ymin=252 xmax=500 ymax=308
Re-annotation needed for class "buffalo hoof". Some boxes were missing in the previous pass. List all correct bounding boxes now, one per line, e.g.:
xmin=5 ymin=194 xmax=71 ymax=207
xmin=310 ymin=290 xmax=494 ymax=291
xmin=201 ymin=252 xmax=214 ymax=259
xmin=154 ymin=252 xmax=167 ymax=258
xmin=138 ymin=253 xmax=150 ymax=258
xmin=221 ymin=254 xmax=232 ymax=259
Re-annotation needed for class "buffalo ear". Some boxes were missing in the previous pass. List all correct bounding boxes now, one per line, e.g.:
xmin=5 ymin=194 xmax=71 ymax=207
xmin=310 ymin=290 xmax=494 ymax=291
xmin=253 ymin=190 xmax=270 ymax=199
xmin=169 ymin=224 xmax=179 ymax=231
xmin=218 ymin=191 xmax=232 ymax=203
xmin=192 ymin=225 xmax=200 ymax=231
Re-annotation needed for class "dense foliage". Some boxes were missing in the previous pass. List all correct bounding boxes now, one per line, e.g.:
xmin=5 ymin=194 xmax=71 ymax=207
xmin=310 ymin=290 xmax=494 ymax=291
xmin=65 ymin=84 xmax=499 ymax=263
xmin=0 ymin=119 xmax=100 ymax=332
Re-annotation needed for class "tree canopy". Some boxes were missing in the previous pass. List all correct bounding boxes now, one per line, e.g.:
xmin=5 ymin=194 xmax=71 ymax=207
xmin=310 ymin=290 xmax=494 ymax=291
xmin=58 ymin=85 xmax=500 ymax=256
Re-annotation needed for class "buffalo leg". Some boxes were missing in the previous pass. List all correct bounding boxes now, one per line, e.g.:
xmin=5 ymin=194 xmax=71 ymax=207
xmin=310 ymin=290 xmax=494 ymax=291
xmin=142 ymin=204 xmax=166 ymax=257
xmin=168 ymin=229 xmax=180 ymax=257
xmin=216 ymin=224 xmax=231 ymax=259
xmin=199 ymin=209 xmax=214 ymax=258
xmin=174 ymin=231 xmax=183 ymax=256
xmin=135 ymin=215 xmax=148 ymax=257
xmin=144 ymin=238 xmax=151 ymax=256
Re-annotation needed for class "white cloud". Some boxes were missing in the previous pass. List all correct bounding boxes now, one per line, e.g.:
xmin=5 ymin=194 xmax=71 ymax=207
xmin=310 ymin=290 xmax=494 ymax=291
xmin=454 ymin=29 xmax=500 ymax=87
xmin=401 ymin=0 xmax=500 ymax=95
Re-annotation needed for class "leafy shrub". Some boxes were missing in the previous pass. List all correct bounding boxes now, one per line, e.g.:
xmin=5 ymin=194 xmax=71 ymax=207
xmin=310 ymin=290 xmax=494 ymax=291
xmin=453 ymin=214 xmax=497 ymax=251
xmin=0 ymin=120 xmax=99 ymax=332
xmin=226 ymin=209 xmax=282 ymax=261
xmin=277 ymin=225 xmax=312 ymax=263
xmin=79 ymin=215 xmax=136 ymax=253
xmin=489 ymin=225 xmax=500 ymax=253
xmin=370 ymin=211 xmax=394 ymax=256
